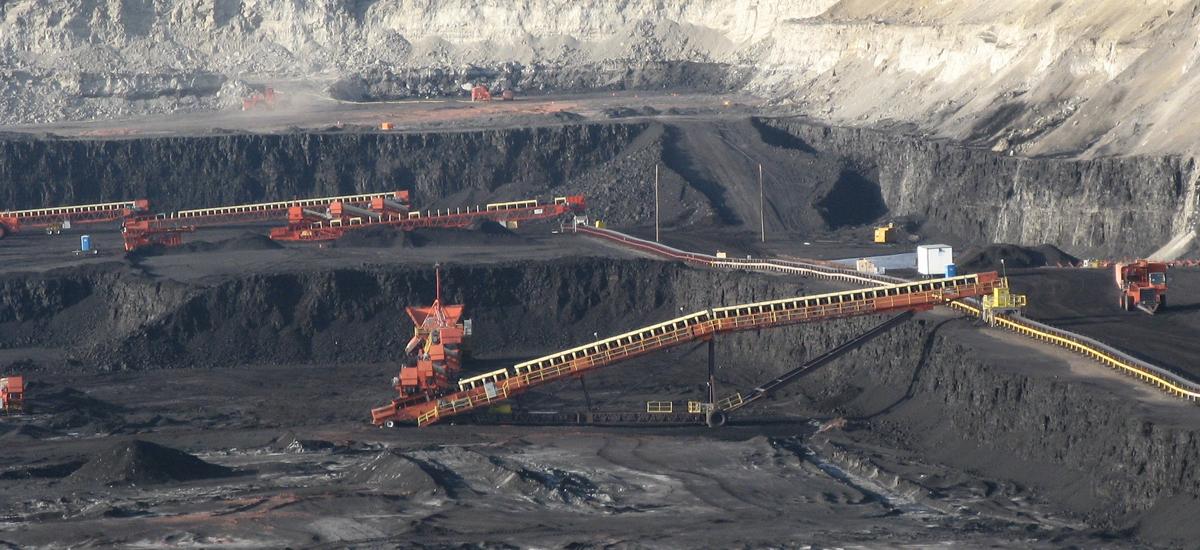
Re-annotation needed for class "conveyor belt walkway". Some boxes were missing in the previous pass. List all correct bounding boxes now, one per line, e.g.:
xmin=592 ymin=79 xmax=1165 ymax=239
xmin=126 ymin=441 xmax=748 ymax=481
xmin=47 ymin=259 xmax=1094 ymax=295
xmin=371 ymin=270 xmax=1002 ymax=426
xmin=270 ymin=196 xmax=586 ymax=242
xmin=576 ymin=225 xmax=1200 ymax=403
xmin=122 ymin=191 xmax=409 ymax=250
xmin=1 ymin=199 xmax=149 ymax=238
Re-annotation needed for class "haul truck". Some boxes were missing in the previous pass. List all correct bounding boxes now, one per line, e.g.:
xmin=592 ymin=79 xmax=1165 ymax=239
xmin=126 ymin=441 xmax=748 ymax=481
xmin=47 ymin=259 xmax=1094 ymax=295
xmin=1115 ymin=260 xmax=1168 ymax=314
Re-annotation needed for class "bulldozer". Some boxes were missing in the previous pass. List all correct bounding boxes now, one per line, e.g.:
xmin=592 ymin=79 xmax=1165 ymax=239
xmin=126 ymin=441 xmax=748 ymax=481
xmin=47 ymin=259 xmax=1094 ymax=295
xmin=1115 ymin=260 xmax=1168 ymax=314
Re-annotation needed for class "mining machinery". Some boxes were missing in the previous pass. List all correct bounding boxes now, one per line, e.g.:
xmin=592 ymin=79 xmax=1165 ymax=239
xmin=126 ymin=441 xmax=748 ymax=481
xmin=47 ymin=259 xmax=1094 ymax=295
xmin=270 ymin=196 xmax=585 ymax=242
xmin=371 ymin=270 xmax=1005 ymax=427
xmin=121 ymin=190 xmax=410 ymax=250
xmin=0 ymin=200 xmax=149 ymax=239
xmin=2 ymin=192 xmax=583 ymax=252
xmin=379 ymin=266 xmax=472 ymax=422
xmin=468 ymin=84 xmax=514 ymax=102
xmin=470 ymin=84 xmax=492 ymax=101
xmin=1115 ymin=260 xmax=1168 ymax=314
xmin=242 ymin=86 xmax=278 ymax=111
xmin=1 ymin=376 xmax=24 ymax=414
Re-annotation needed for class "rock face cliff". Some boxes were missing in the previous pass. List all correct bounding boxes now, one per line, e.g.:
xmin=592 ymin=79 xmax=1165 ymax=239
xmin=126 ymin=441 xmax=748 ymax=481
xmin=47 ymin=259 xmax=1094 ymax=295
xmin=0 ymin=258 xmax=816 ymax=369
xmin=5 ymin=0 xmax=1200 ymax=158
xmin=799 ymin=318 xmax=1200 ymax=547
xmin=765 ymin=119 xmax=1198 ymax=257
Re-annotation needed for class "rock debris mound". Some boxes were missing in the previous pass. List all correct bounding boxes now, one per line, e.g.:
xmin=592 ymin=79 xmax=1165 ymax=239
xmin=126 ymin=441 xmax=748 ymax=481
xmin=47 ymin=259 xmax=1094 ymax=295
xmin=350 ymin=451 xmax=443 ymax=496
xmin=66 ymin=439 xmax=234 ymax=486
xmin=335 ymin=220 xmax=525 ymax=248
xmin=333 ymin=225 xmax=414 ymax=248
xmin=958 ymin=243 xmax=1080 ymax=271
xmin=126 ymin=232 xmax=283 ymax=258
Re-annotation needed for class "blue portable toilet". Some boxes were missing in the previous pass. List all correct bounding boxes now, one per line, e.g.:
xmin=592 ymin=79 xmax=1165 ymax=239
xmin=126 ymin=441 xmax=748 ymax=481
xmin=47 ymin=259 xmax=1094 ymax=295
xmin=945 ymin=264 xmax=957 ymax=277
xmin=80 ymin=235 xmax=92 ymax=253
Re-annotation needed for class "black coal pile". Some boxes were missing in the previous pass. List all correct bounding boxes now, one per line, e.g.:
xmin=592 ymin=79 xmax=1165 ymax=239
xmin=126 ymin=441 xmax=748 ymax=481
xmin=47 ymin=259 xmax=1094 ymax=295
xmin=334 ymin=221 xmax=525 ymax=248
xmin=333 ymin=225 xmax=413 ymax=248
xmin=127 ymin=232 xmax=283 ymax=257
xmin=35 ymin=387 xmax=127 ymax=433
xmin=66 ymin=439 xmax=233 ymax=486
xmin=409 ymin=221 xmax=526 ymax=247
xmin=191 ymin=232 xmax=284 ymax=252
xmin=603 ymin=106 xmax=661 ymax=118
xmin=958 ymin=243 xmax=1079 ymax=271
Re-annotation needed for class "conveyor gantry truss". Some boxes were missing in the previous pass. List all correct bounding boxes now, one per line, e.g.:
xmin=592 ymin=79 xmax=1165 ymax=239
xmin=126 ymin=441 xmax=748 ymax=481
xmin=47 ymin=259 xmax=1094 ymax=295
xmin=121 ymin=191 xmax=411 ymax=250
xmin=0 ymin=200 xmax=150 ymax=238
xmin=3 ymin=192 xmax=583 ymax=251
xmin=270 ymin=196 xmax=586 ymax=242
xmin=371 ymin=270 xmax=1004 ymax=427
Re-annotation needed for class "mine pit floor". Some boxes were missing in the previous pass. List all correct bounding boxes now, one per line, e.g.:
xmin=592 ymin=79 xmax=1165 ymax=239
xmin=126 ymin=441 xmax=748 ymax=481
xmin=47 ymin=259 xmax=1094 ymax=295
xmin=2 ymin=224 xmax=1198 ymax=547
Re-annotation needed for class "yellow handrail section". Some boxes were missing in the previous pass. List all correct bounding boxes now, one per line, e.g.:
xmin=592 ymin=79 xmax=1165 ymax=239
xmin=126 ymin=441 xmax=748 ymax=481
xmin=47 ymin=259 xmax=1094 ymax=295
xmin=2 ymin=200 xmax=142 ymax=218
xmin=378 ymin=271 xmax=1001 ymax=426
xmin=646 ymin=401 xmax=674 ymax=413
xmin=485 ymin=199 xmax=538 ymax=211
xmin=173 ymin=191 xmax=398 ymax=219
xmin=577 ymin=226 xmax=1200 ymax=406
xmin=380 ymin=227 xmax=1200 ymax=428
xmin=949 ymin=301 xmax=1200 ymax=401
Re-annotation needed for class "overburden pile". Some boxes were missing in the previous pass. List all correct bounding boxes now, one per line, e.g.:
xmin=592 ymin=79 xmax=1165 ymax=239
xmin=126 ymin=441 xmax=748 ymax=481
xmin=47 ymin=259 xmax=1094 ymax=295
xmin=332 ymin=221 xmax=523 ymax=248
xmin=66 ymin=439 xmax=234 ymax=486
xmin=126 ymin=232 xmax=283 ymax=258
xmin=958 ymin=243 xmax=1079 ymax=271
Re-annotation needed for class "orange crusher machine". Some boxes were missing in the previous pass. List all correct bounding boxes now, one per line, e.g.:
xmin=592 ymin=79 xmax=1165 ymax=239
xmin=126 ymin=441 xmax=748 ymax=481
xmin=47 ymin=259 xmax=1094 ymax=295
xmin=376 ymin=267 xmax=471 ymax=425
xmin=1 ymin=376 xmax=24 ymax=414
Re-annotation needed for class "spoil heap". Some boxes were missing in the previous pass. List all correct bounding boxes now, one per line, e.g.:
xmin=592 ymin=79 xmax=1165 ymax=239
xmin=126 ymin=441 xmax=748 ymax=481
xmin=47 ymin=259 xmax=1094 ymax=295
xmin=66 ymin=440 xmax=233 ymax=486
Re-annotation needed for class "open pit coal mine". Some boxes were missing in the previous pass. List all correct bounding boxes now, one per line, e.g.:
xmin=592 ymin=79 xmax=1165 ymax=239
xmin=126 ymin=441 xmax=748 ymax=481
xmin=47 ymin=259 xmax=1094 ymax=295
xmin=1 ymin=115 xmax=1199 ymax=549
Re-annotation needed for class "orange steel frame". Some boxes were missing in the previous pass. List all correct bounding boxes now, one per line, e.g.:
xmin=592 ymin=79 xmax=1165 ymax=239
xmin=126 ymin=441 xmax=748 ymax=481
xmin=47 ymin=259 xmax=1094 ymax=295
xmin=1 ymin=200 xmax=149 ymax=237
xmin=372 ymin=271 xmax=1002 ymax=427
xmin=271 ymin=196 xmax=585 ymax=242
xmin=121 ymin=191 xmax=410 ymax=251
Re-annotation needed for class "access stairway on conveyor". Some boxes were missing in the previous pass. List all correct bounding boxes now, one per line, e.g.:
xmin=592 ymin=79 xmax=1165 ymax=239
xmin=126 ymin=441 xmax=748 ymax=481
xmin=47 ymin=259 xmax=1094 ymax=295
xmin=371 ymin=271 xmax=1003 ymax=427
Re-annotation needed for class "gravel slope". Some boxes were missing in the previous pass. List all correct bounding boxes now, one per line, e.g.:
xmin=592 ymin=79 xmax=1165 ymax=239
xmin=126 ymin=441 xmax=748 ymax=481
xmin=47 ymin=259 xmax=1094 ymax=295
xmin=3 ymin=0 xmax=1200 ymax=158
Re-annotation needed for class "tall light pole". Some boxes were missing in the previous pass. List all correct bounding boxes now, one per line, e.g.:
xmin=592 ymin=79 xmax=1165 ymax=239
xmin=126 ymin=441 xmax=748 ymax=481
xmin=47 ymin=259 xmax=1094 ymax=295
xmin=655 ymin=163 xmax=661 ymax=242
xmin=758 ymin=163 xmax=765 ymax=243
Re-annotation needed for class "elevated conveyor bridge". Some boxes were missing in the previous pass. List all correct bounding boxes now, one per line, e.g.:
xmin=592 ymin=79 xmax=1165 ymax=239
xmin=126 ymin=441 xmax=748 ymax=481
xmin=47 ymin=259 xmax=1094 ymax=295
xmin=270 ymin=196 xmax=586 ymax=242
xmin=1 ymin=199 xmax=149 ymax=238
xmin=122 ymin=191 xmax=409 ymax=250
xmin=371 ymin=271 xmax=1003 ymax=427
xmin=576 ymin=225 xmax=1200 ymax=404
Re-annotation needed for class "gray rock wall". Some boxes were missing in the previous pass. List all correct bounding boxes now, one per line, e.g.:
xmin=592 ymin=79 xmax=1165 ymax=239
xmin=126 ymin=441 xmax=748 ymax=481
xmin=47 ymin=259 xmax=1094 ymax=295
xmin=767 ymin=119 xmax=1195 ymax=257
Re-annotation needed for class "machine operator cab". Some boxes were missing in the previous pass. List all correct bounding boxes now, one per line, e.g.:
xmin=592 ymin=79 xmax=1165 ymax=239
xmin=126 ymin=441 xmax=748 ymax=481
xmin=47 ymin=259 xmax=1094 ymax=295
xmin=1149 ymin=271 xmax=1167 ymax=286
